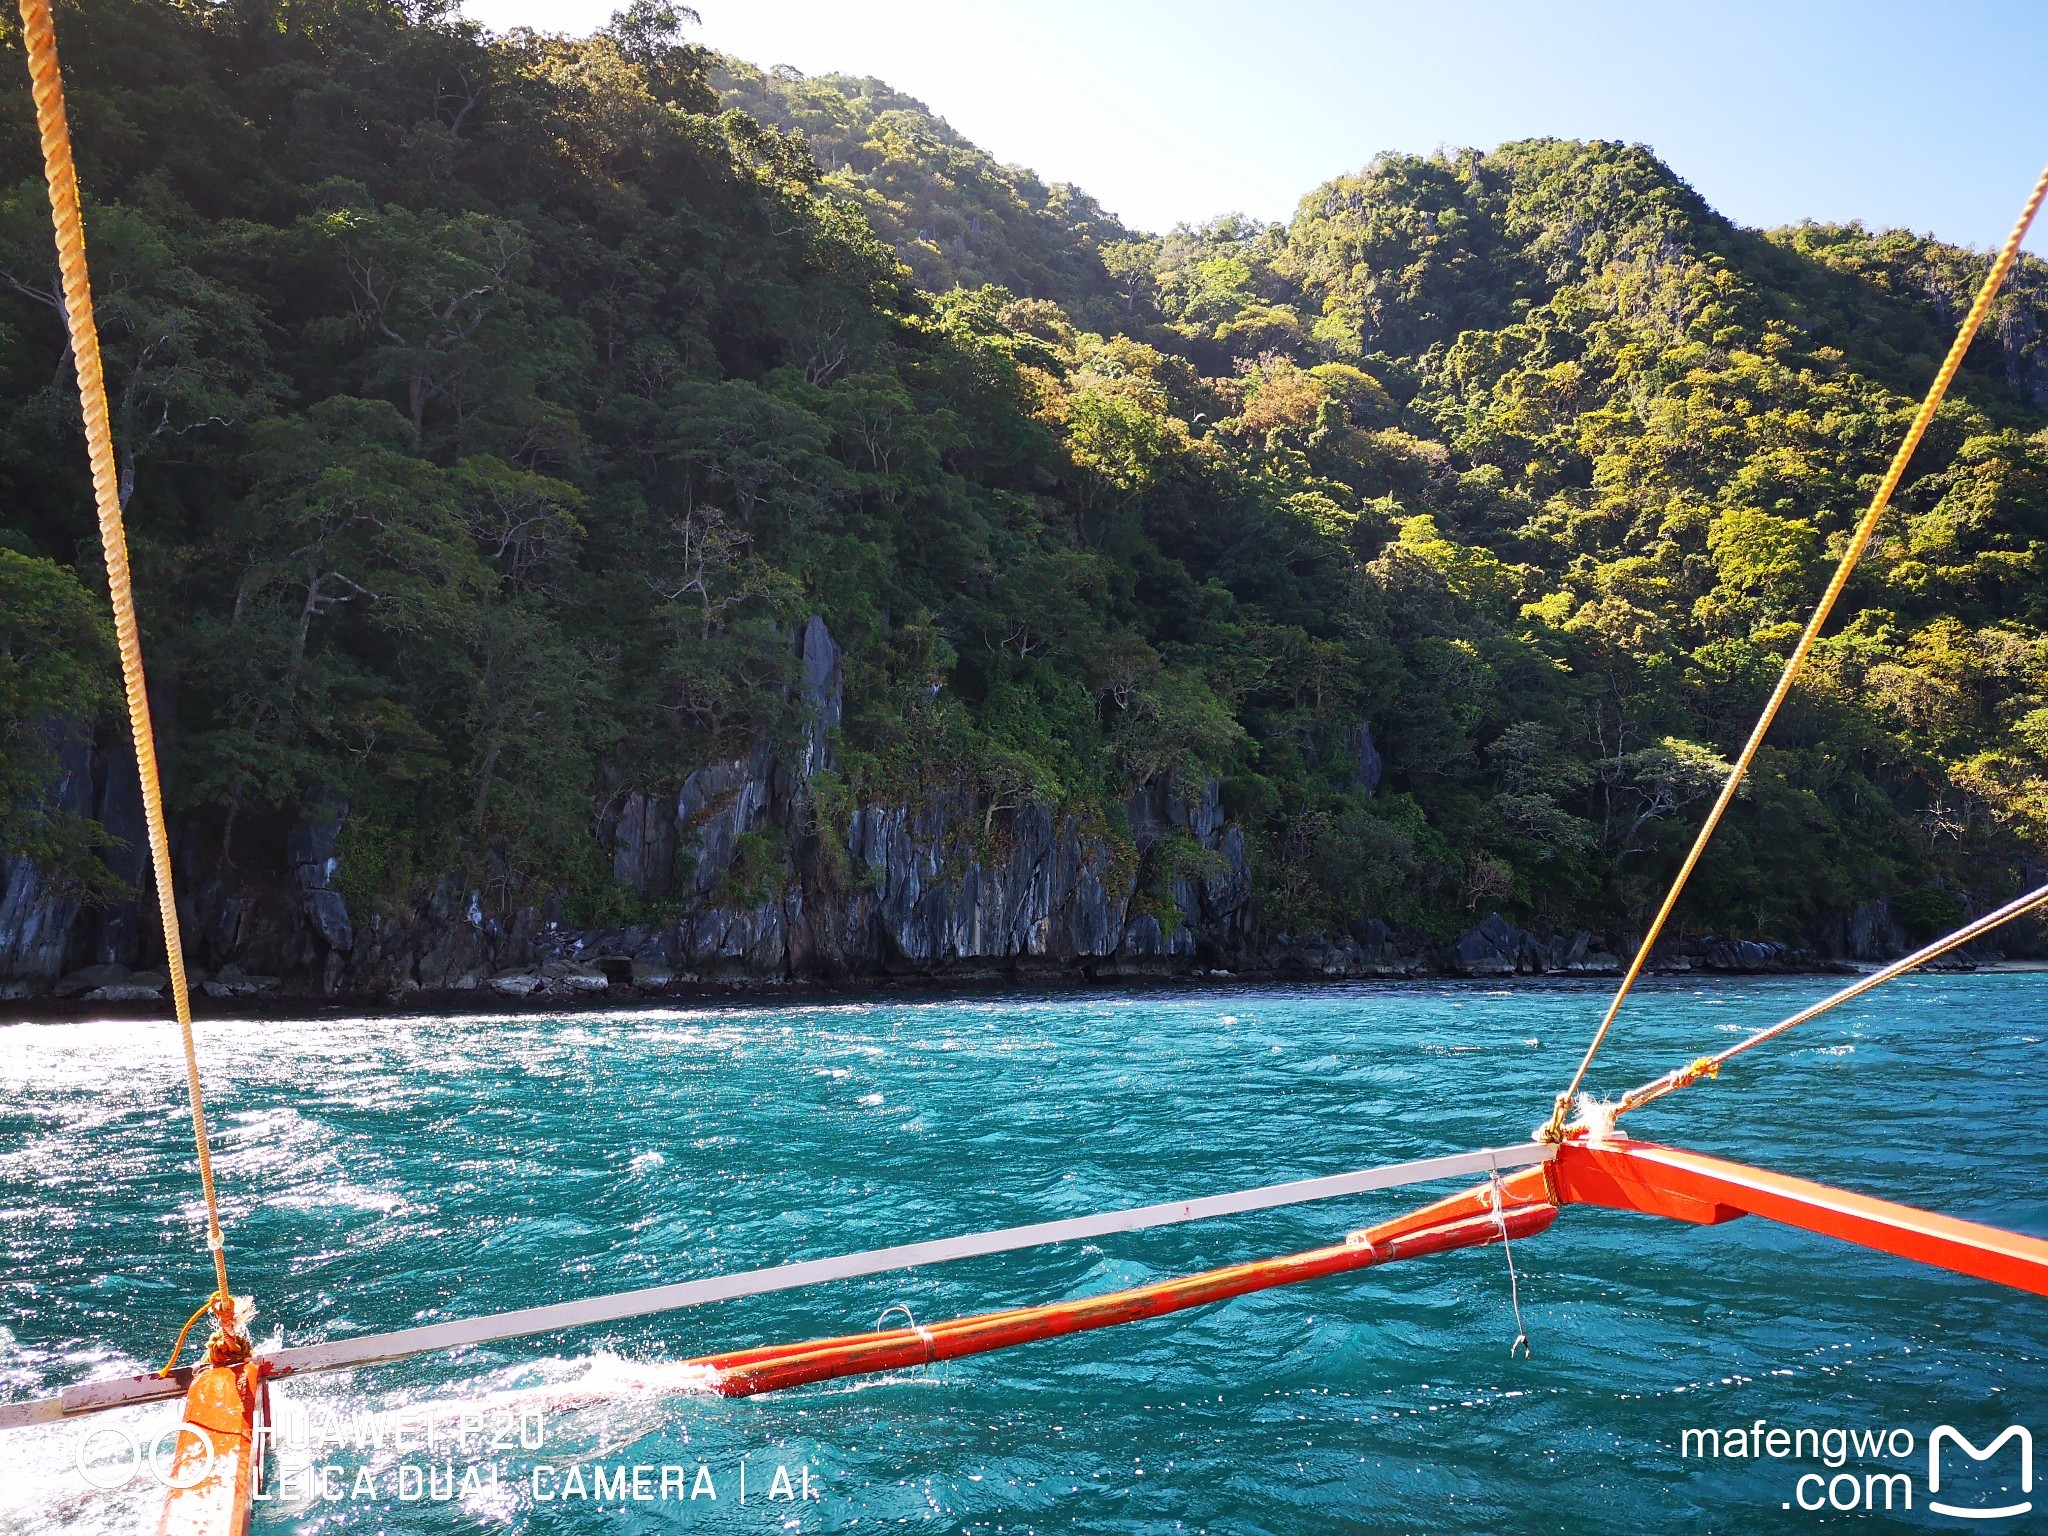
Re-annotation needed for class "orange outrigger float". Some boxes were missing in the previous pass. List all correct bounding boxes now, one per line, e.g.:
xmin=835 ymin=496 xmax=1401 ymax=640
xmin=156 ymin=1365 xmax=267 ymax=1536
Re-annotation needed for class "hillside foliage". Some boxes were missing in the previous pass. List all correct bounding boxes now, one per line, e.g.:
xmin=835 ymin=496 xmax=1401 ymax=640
xmin=3 ymin=0 xmax=2047 ymax=943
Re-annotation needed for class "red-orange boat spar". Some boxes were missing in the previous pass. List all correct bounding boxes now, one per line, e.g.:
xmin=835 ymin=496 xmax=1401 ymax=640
xmin=675 ymin=1135 xmax=2048 ymax=1398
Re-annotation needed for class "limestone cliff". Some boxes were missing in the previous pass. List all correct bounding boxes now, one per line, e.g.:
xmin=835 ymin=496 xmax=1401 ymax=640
xmin=0 ymin=619 xmax=2002 ymax=1006
xmin=2 ymin=618 xmax=1254 ymax=1001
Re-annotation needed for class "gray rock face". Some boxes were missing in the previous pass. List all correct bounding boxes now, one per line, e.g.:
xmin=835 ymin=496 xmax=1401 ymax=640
xmin=1553 ymin=930 xmax=1622 ymax=973
xmin=283 ymin=673 xmax=1254 ymax=992
xmin=85 ymin=980 xmax=166 ymax=1002
xmin=844 ymin=796 xmax=1130 ymax=966
xmin=0 ymin=860 xmax=78 ymax=993
xmin=203 ymin=963 xmax=279 ymax=999
xmin=1117 ymin=914 xmax=1168 ymax=959
xmin=1351 ymin=722 xmax=1383 ymax=797
xmin=59 ymin=964 xmax=169 ymax=1002
xmin=611 ymin=790 xmax=676 ymax=900
xmin=542 ymin=958 xmax=610 ymax=992
xmin=1693 ymin=936 xmax=1787 ymax=971
xmin=1449 ymin=911 xmax=1543 ymax=975
xmin=797 ymin=614 xmax=842 ymax=780
xmin=1437 ymin=915 xmax=1785 ymax=979
xmin=382 ymin=880 xmax=497 ymax=991
xmin=55 ymin=962 xmax=134 ymax=997
xmin=0 ymin=616 xmax=1844 ymax=1001
xmin=0 ymin=721 xmax=95 ymax=994
xmin=1998 ymin=273 xmax=2048 ymax=412
xmin=630 ymin=957 xmax=674 ymax=987
xmin=1116 ymin=776 xmax=1247 ymax=963
xmin=287 ymin=794 xmax=354 ymax=956
xmin=1844 ymin=899 xmax=1904 ymax=961
xmin=685 ymin=891 xmax=788 ymax=974
xmin=676 ymin=739 xmax=780 ymax=897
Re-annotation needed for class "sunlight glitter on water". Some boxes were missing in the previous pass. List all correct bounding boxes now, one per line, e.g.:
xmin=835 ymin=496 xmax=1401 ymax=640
xmin=2 ymin=977 xmax=2044 ymax=1534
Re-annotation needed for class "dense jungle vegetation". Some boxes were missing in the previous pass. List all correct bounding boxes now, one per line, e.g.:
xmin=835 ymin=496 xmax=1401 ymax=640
xmin=4 ymin=0 xmax=2047 ymax=945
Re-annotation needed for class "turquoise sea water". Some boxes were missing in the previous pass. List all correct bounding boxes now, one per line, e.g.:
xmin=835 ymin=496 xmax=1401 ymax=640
xmin=1 ymin=976 xmax=2044 ymax=1533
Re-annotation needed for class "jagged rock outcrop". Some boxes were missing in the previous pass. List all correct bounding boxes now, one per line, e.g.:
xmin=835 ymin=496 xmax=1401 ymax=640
xmin=289 ymin=792 xmax=354 ymax=960
xmin=1449 ymin=912 xmax=1538 ymax=975
xmin=0 ymin=721 xmax=95 ymax=997
xmin=1692 ymin=936 xmax=1787 ymax=971
xmin=585 ymin=619 xmax=1250 ymax=981
xmin=0 ymin=616 xmax=1978 ymax=1003
xmin=675 ymin=739 xmax=782 ymax=898
xmin=1844 ymin=898 xmax=1904 ymax=961
xmin=1344 ymin=915 xmax=1421 ymax=973
xmin=609 ymin=790 xmax=676 ymax=899
xmin=1117 ymin=774 xmax=1248 ymax=964
xmin=13 ymin=614 xmax=1246 ymax=1000
xmin=796 ymin=614 xmax=841 ymax=780
xmin=1350 ymin=722 xmax=1382 ymax=797
xmin=839 ymin=795 xmax=1136 ymax=968
xmin=1998 ymin=271 xmax=2048 ymax=412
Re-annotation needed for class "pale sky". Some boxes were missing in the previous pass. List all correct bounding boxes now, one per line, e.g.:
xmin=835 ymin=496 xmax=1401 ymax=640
xmin=460 ymin=0 xmax=2048 ymax=252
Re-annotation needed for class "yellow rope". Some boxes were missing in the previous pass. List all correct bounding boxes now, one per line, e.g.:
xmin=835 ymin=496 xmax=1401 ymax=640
xmin=1543 ymin=158 xmax=2048 ymax=1141
xmin=155 ymin=1298 xmax=215 ymax=1379
xmin=15 ymin=0 xmax=236 ymax=1332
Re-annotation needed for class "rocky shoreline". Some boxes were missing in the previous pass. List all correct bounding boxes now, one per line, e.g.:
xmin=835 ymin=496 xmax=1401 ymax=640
xmin=9 ymin=914 xmax=1965 ymax=1024
xmin=0 ymin=948 xmax=1913 ymax=1026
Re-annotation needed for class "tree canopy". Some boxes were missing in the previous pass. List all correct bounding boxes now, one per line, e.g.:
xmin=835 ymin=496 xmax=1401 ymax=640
xmin=2 ymin=0 xmax=2045 ymax=946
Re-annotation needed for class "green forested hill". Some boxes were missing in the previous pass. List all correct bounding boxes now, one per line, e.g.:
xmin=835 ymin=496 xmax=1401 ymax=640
xmin=712 ymin=61 xmax=1140 ymax=329
xmin=4 ymin=0 xmax=2046 ymax=961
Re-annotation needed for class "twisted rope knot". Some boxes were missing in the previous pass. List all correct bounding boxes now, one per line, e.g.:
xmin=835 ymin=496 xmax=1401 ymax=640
xmin=1677 ymin=1056 xmax=1721 ymax=1088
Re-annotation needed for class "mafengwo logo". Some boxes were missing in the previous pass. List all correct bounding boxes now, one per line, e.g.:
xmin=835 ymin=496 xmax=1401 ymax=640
xmin=1929 ymin=1426 xmax=2032 ymax=1521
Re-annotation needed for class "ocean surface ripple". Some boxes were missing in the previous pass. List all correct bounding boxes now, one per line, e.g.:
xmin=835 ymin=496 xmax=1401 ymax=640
xmin=2 ymin=975 xmax=2043 ymax=1532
